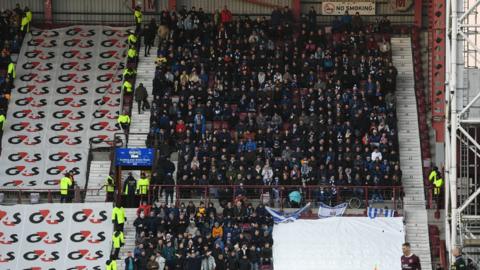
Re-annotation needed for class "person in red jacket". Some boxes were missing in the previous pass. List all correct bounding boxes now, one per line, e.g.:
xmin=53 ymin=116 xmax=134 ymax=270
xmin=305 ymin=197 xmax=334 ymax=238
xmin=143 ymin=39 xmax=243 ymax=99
xmin=221 ymin=5 xmax=232 ymax=25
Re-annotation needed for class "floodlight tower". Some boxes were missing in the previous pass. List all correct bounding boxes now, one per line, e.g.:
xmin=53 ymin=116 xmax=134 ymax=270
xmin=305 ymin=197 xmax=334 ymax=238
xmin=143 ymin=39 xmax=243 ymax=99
xmin=446 ymin=0 xmax=480 ymax=263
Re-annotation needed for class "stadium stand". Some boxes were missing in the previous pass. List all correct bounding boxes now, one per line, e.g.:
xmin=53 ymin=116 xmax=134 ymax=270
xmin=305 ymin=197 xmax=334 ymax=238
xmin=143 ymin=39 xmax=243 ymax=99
xmin=107 ymin=5 xmax=408 ymax=270
xmin=146 ymin=7 xmax=402 ymax=206
xmin=1 ymin=1 xmax=453 ymax=270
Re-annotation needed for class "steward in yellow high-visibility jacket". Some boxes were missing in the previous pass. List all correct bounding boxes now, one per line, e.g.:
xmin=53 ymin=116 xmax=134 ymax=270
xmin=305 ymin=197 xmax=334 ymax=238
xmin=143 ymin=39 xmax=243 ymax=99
xmin=127 ymin=47 xmax=137 ymax=64
xmin=122 ymin=80 xmax=133 ymax=93
xmin=111 ymin=231 xmax=124 ymax=259
xmin=106 ymin=258 xmax=117 ymax=270
xmin=134 ymin=6 xmax=142 ymax=25
xmin=127 ymin=34 xmax=137 ymax=46
xmin=7 ymin=62 xmax=15 ymax=80
xmin=122 ymin=68 xmax=136 ymax=79
xmin=60 ymin=174 xmax=72 ymax=203
xmin=105 ymin=175 xmax=115 ymax=202
xmin=0 ymin=114 xmax=6 ymax=130
xmin=117 ymin=114 xmax=131 ymax=133
xmin=112 ymin=204 xmax=126 ymax=231
xmin=136 ymin=176 xmax=149 ymax=195
xmin=433 ymin=176 xmax=444 ymax=196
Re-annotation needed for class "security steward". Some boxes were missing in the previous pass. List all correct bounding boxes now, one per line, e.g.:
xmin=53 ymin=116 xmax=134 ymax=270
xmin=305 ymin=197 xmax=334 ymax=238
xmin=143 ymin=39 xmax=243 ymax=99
xmin=7 ymin=61 xmax=15 ymax=81
xmin=136 ymin=173 xmax=150 ymax=203
xmin=105 ymin=174 xmax=115 ymax=202
xmin=127 ymin=32 xmax=137 ymax=46
xmin=122 ymin=67 xmax=136 ymax=80
xmin=134 ymin=5 xmax=142 ymax=33
xmin=60 ymin=173 xmax=72 ymax=203
xmin=451 ymin=247 xmax=467 ymax=270
xmin=126 ymin=46 xmax=138 ymax=65
xmin=117 ymin=113 xmax=131 ymax=132
xmin=122 ymin=79 xmax=133 ymax=94
xmin=0 ymin=110 xmax=6 ymax=138
xmin=111 ymin=230 xmax=124 ymax=260
xmin=106 ymin=256 xmax=117 ymax=270
xmin=112 ymin=203 xmax=126 ymax=232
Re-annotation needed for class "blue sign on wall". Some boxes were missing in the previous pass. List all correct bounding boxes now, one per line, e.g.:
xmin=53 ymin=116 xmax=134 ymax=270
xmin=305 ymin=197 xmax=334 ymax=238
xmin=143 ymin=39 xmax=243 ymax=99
xmin=115 ymin=148 xmax=154 ymax=166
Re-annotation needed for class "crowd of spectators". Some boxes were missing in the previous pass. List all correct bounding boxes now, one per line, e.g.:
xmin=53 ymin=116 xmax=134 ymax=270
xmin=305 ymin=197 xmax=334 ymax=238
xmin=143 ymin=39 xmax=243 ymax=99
xmin=142 ymin=6 xmax=401 ymax=206
xmin=129 ymin=200 xmax=274 ymax=270
xmin=0 ymin=4 xmax=30 ymax=142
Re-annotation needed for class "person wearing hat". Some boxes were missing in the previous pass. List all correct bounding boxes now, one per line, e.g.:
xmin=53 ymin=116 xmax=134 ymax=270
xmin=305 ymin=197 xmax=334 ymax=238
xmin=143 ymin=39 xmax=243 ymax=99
xmin=59 ymin=172 xmax=72 ymax=203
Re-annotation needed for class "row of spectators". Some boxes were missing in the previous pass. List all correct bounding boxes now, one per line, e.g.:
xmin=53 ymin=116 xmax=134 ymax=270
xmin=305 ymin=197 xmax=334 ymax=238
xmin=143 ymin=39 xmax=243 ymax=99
xmin=129 ymin=201 xmax=274 ymax=270
xmin=0 ymin=4 xmax=31 ymax=144
xmin=141 ymin=6 xmax=400 ymax=204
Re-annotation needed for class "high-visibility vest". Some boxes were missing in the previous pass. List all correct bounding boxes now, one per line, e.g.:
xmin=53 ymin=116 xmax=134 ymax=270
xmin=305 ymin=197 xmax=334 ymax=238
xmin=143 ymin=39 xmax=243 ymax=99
xmin=26 ymin=11 xmax=32 ymax=22
xmin=117 ymin=114 xmax=131 ymax=124
xmin=134 ymin=10 xmax=142 ymax=24
xmin=105 ymin=176 xmax=115 ymax=193
xmin=122 ymin=80 xmax=132 ymax=92
xmin=20 ymin=16 xmax=29 ymax=31
xmin=136 ymin=178 xmax=149 ymax=195
xmin=7 ymin=63 xmax=15 ymax=79
xmin=60 ymin=177 xmax=72 ymax=195
xmin=127 ymin=48 xmax=137 ymax=59
xmin=128 ymin=34 xmax=137 ymax=45
xmin=0 ymin=115 xmax=5 ymax=130
xmin=123 ymin=68 xmax=136 ymax=77
xmin=106 ymin=260 xmax=117 ymax=270
xmin=112 ymin=231 xmax=124 ymax=248
xmin=428 ymin=170 xmax=437 ymax=183
xmin=112 ymin=206 xmax=126 ymax=224
xmin=434 ymin=177 xmax=444 ymax=195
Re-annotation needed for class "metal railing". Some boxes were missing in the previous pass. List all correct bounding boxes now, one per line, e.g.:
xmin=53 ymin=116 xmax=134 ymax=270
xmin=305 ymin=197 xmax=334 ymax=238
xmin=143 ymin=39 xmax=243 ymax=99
xmin=126 ymin=184 xmax=403 ymax=211
xmin=0 ymin=184 xmax=403 ymax=210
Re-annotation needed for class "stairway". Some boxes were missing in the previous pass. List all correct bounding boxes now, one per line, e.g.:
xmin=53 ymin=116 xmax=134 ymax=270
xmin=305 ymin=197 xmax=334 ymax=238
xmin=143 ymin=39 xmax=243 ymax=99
xmin=128 ymin=46 xmax=157 ymax=148
xmin=116 ymin=208 xmax=138 ymax=268
xmin=85 ymin=161 xmax=111 ymax=202
xmin=391 ymin=37 xmax=433 ymax=270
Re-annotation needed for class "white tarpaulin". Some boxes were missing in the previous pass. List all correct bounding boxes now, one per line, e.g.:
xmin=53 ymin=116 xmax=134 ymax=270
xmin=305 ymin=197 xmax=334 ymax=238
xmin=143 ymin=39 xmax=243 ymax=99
xmin=0 ymin=203 xmax=113 ymax=270
xmin=272 ymin=217 xmax=404 ymax=270
xmin=0 ymin=25 xmax=129 ymax=189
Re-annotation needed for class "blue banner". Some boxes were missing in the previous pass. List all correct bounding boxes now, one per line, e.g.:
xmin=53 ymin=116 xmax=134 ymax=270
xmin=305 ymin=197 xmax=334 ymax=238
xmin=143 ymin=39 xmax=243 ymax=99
xmin=115 ymin=148 xmax=154 ymax=166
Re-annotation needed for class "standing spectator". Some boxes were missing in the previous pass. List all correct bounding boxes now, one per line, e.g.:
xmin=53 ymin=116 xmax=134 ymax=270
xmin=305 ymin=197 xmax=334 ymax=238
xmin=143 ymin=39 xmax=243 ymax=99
xmin=124 ymin=251 xmax=135 ymax=270
xmin=401 ymin=242 xmax=421 ymax=270
xmin=220 ymin=5 xmax=232 ymax=25
xmin=124 ymin=172 xmax=137 ymax=208
xmin=201 ymin=250 xmax=216 ymax=270
xmin=144 ymin=18 xmax=157 ymax=56
xmin=135 ymin=83 xmax=149 ymax=114
xmin=147 ymin=254 xmax=160 ymax=270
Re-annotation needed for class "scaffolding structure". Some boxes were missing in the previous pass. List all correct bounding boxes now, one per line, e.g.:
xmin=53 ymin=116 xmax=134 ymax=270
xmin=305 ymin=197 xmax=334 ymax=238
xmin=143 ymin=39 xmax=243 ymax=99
xmin=446 ymin=0 xmax=480 ymax=264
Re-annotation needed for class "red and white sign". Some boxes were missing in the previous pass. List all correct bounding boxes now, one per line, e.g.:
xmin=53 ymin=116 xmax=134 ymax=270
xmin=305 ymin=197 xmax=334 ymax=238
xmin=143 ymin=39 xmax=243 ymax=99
xmin=0 ymin=203 xmax=112 ymax=270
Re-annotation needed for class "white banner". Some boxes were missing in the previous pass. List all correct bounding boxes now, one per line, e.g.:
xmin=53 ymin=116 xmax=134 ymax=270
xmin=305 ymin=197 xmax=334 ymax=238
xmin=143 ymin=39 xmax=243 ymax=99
xmin=0 ymin=203 xmax=112 ymax=270
xmin=321 ymin=2 xmax=376 ymax=15
xmin=318 ymin=202 xmax=348 ymax=218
